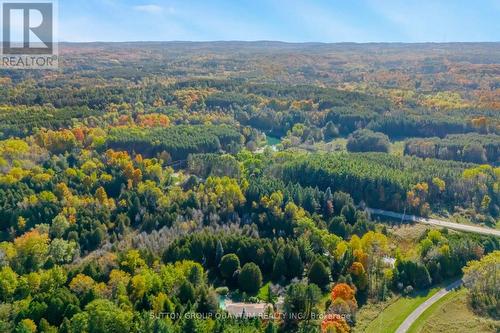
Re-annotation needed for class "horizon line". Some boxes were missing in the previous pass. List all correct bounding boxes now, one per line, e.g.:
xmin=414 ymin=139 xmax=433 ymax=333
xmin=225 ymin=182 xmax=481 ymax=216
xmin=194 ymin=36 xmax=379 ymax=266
xmin=57 ymin=40 xmax=500 ymax=44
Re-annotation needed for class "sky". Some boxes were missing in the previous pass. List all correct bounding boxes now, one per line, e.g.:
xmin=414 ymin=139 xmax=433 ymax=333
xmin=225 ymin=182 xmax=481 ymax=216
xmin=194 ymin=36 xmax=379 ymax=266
xmin=58 ymin=0 xmax=500 ymax=43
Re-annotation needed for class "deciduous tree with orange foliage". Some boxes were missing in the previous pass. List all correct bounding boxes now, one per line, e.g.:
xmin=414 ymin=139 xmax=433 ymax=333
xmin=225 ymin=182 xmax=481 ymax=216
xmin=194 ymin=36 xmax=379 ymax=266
xmin=321 ymin=314 xmax=350 ymax=333
xmin=327 ymin=283 xmax=358 ymax=326
xmin=137 ymin=113 xmax=170 ymax=128
xmin=331 ymin=283 xmax=357 ymax=306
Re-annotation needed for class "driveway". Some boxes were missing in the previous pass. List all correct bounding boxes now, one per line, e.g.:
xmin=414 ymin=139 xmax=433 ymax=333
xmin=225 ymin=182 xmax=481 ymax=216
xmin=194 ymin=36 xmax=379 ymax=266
xmin=395 ymin=279 xmax=463 ymax=333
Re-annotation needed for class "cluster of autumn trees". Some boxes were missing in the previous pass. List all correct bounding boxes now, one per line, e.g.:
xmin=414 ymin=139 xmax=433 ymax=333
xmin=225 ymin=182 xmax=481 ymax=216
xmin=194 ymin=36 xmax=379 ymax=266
xmin=462 ymin=251 xmax=500 ymax=319
xmin=0 ymin=42 xmax=498 ymax=332
xmin=4 ymin=128 xmax=493 ymax=331
xmin=162 ymin=213 xmax=394 ymax=332
xmin=367 ymin=110 xmax=500 ymax=138
xmin=1 ymin=124 xmax=495 ymax=331
xmin=405 ymin=133 xmax=500 ymax=164
xmin=107 ymin=125 xmax=243 ymax=160
xmin=346 ymin=129 xmax=390 ymax=153
xmin=2 ymin=70 xmax=497 ymax=146
xmin=280 ymin=152 xmax=500 ymax=222
xmin=0 ymin=106 xmax=98 ymax=140
xmin=393 ymin=230 xmax=497 ymax=293
xmin=0 ymin=238 xmax=231 ymax=332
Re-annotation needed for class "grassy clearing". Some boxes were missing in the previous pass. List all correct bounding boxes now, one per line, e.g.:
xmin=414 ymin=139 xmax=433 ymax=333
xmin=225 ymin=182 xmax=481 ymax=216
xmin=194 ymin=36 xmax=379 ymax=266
xmin=360 ymin=292 xmax=435 ymax=333
xmin=407 ymin=289 xmax=463 ymax=333
xmin=407 ymin=288 xmax=499 ymax=333
xmin=284 ymin=138 xmax=348 ymax=154
xmin=353 ymin=295 xmax=400 ymax=333
xmin=387 ymin=223 xmax=430 ymax=260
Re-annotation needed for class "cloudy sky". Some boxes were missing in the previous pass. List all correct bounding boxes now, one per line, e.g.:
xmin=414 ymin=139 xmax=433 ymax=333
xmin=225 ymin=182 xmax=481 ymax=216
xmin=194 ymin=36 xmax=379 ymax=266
xmin=58 ymin=0 xmax=500 ymax=42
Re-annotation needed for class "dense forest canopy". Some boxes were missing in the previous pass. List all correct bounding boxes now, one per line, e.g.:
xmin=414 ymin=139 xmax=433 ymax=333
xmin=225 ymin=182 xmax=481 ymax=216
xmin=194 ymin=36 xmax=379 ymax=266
xmin=0 ymin=42 xmax=499 ymax=333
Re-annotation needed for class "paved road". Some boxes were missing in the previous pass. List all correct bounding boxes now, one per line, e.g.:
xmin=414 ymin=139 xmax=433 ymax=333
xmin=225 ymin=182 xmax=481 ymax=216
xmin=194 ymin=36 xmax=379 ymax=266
xmin=367 ymin=208 xmax=500 ymax=237
xmin=395 ymin=279 xmax=463 ymax=333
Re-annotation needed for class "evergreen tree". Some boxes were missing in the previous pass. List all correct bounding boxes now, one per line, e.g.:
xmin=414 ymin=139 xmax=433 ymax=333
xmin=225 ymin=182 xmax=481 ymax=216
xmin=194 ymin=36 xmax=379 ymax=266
xmin=219 ymin=254 xmax=240 ymax=280
xmin=215 ymin=240 xmax=224 ymax=265
xmin=238 ymin=263 xmax=263 ymax=294
xmin=308 ymin=260 xmax=330 ymax=290
xmin=272 ymin=252 xmax=287 ymax=282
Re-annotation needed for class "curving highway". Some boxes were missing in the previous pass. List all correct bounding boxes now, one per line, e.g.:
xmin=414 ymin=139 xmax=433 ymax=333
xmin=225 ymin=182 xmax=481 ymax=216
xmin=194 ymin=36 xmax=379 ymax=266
xmin=367 ymin=208 xmax=500 ymax=237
